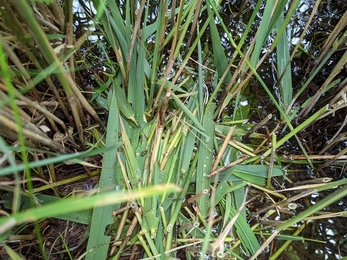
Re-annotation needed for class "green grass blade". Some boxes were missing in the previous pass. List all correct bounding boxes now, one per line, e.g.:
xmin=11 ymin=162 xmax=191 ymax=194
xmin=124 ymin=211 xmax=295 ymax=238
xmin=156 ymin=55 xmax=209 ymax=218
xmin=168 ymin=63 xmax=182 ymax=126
xmin=113 ymin=81 xmax=139 ymax=126
xmin=231 ymin=207 xmax=260 ymax=255
xmin=196 ymin=102 xmax=216 ymax=217
xmin=276 ymin=184 xmax=347 ymax=232
xmin=250 ymin=0 xmax=276 ymax=67
xmin=263 ymin=105 xmax=328 ymax=158
xmin=276 ymin=12 xmax=292 ymax=112
xmin=86 ymin=84 xmax=119 ymax=260
xmin=3 ymin=193 xmax=92 ymax=225
xmin=0 ymin=147 xmax=113 ymax=176
xmin=148 ymin=1 xmax=167 ymax=104
xmin=3 ymin=244 xmax=23 ymax=260
xmin=232 ymin=165 xmax=283 ymax=186
xmin=170 ymin=92 xmax=205 ymax=132
xmin=206 ymin=2 xmax=232 ymax=82
xmin=0 ymin=185 xmax=181 ymax=241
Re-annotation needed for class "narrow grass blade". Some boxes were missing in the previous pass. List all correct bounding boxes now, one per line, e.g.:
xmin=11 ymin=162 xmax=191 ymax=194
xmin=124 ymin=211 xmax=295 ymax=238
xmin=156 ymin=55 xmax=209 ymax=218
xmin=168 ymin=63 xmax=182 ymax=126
xmin=114 ymin=81 xmax=139 ymax=126
xmin=149 ymin=1 xmax=167 ymax=102
xmin=206 ymin=3 xmax=232 ymax=82
xmin=171 ymin=92 xmax=205 ymax=132
xmin=0 ymin=147 xmax=114 ymax=176
xmin=232 ymin=165 xmax=283 ymax=186
xmin=3 ymin=193 xmax=92 ymax=225
xmin=250 ymin=0 xmax=276 ymax=67
xmin=0 ymin=185 xmax=181 ymax=240
xmin=3 ymin=244 xmax=22 ymax=260
xmin=220 ymin=199 xmax=260 ymax=255
xmin=119 ymin=119 xmax=141 ymax=186
xmin=276 ymin=185 xmax=347 ymax=231
xmin=263 ymin=105 xmax=328 ymax=158
xmin=86 ymin=85 xmax=119 ymax=260
xmin=276 ymin=12 xmax=292 ymax=112
xmin=196 ymin=103 xmax=216 ymax=217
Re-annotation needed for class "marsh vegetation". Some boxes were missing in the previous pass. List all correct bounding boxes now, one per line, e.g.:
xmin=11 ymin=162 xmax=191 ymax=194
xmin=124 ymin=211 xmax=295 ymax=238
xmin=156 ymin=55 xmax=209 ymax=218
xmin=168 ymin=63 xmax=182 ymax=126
xmin=0 ymin=0 xmax=347 ymax=259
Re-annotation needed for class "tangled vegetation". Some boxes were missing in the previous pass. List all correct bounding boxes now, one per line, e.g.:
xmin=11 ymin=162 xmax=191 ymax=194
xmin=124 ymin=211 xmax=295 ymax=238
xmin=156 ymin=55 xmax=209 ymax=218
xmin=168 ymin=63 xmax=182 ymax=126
xmin=0 ymin=0 xmax=347 ymax=259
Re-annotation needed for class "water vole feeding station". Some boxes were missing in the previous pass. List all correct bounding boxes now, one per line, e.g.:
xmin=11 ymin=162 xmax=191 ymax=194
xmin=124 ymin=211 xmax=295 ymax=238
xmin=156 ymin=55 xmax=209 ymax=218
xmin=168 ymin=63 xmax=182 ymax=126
xmin=0 ymin=0 xmax=347 ymax=259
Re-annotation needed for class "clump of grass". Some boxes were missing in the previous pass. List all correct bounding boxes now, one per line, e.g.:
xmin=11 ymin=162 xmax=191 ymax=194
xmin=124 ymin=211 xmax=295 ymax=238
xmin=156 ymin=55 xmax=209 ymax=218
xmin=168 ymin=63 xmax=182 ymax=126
xmin=1 ymin=0 xmax=347 ymax=259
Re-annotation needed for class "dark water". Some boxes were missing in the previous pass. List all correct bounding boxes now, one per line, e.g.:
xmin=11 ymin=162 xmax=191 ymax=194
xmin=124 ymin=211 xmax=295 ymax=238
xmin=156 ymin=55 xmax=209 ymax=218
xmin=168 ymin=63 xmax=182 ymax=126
xmin=219 ymin=1 xmax=347 ymax=259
